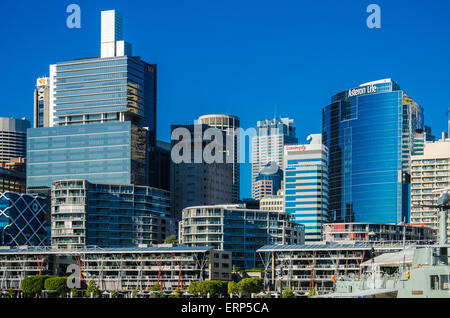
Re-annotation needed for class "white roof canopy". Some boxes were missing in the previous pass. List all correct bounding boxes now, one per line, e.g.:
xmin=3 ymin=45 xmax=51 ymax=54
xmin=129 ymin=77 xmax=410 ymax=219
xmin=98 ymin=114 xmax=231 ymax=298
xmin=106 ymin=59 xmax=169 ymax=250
xmin=361 ymin=248 xmax=414 ymax=267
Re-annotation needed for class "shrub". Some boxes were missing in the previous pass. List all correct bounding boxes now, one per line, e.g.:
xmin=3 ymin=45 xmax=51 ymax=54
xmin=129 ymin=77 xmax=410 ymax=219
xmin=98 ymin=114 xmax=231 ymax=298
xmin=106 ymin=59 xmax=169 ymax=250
xmin=282 ymin=288 xmax=295 ymax=298
xmin=307 ymin=288 xmax=316 ymax=298
xmin=150 ymin=283 xmax=162 ymax=291
xmin=188 ymin=281 xmax=228 ymax=297
xmin=228 ymin=281 xmax=239 ymax=296
xmin=8 ymin=288 xmax=17 ymax=298
xmin=21 ymin=275 xmax=53 ymax=296
xmin=44 ymin=277 xmax=68 ymax=296
xmin=169 ymin=288 xmax=182 ymax=298
xmin=237 ymin=278 xmax=263 ymax=297
xmin=70 ymin=288 xmax=79 ymax=298
xmin=164 ymin=235 xmax=178 ymax=244
xmin=85 ymin=280 xmax=100 ymax=298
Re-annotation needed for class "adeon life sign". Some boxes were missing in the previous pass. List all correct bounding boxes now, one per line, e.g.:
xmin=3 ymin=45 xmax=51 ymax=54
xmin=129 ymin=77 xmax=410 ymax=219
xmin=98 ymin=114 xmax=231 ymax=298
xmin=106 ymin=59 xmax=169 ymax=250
xmin=348 ymin=84 xmax=377 ymax=98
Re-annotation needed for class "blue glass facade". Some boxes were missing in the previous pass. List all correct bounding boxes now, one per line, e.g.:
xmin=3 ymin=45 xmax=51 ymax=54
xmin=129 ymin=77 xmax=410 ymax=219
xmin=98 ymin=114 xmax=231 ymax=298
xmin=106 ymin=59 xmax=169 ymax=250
xmin=0 ymin=192 xmax=49 ymax=246
xmin=53 ymin=56 xmax=156 ymax=132
xmin=27 ymin=121 xmax=147 ymax=191
xmin=27 ymin=54 xmax=157 ymax=192
xmin=322 ymin=79 xmax=424 ymax=224
xmin=255 ymin=162 xmax=283 ymax=196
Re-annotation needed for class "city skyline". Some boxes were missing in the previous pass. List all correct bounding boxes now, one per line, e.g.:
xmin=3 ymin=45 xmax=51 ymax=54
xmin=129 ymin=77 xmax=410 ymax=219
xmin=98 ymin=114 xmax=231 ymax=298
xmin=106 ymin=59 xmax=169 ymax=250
xmin=0 ymin=2 xmax=449 ymax=301
xmin=1 ymin=0 xmax=450 ymax=200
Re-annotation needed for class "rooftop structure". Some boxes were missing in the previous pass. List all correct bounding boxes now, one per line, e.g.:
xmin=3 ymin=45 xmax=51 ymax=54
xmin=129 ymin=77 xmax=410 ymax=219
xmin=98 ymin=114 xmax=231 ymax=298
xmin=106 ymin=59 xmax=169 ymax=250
xmin=0 ymin=245 xmax=231 ymax=291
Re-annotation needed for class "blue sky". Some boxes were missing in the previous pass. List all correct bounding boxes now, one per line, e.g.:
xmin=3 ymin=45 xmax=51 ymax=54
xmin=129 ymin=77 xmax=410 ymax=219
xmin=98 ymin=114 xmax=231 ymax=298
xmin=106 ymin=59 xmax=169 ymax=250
xmin=1 ymin=0 xmax=449 ymax=199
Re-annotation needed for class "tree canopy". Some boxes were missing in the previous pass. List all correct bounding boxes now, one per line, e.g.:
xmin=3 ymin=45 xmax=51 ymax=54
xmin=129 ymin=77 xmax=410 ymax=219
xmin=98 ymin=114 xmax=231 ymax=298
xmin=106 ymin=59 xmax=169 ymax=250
xmin=188 ymin=280 xmax=228 ymax=297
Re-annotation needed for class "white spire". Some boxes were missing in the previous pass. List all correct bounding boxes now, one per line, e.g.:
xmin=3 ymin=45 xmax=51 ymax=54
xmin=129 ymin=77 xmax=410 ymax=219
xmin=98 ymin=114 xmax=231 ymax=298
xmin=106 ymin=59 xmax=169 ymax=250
xmin=101 ymin=10 xmax=132 ymax=58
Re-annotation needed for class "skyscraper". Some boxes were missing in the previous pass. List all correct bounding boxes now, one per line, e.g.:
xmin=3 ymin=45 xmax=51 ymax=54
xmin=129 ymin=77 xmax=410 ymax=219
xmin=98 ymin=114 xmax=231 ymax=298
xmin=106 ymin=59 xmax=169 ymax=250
xmin=284 ymin=134 xmax=329 ymax=242
xmin=253 ymin=162 xmax=283 ymax=200
xmin=198 ymin=114 xmax=240 ymax=202
xmin=0 ymin=117 xmax=30 ymax=163
xmin=251 ymin=117 xmax=297 ymax=199
xmin=170 ymin=124 xmax=233 ymax=221
xmin=33 ymin=77 xmax=50 ymax=128
xmin=322 ymin=79 xmax=424 ymax=224
xmin=27 ymin=10 xmax=157 ymax=194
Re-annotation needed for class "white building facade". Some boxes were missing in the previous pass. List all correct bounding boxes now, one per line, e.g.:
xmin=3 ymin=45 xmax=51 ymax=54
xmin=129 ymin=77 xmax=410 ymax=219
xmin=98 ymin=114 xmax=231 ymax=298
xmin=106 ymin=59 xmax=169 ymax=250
xmin=251 ymin=118 xmax=297 ymax=199
xmin=284 ymin=134 xmax=329 ymax=242
xmin=411 ymin=133 xmax=450 ymax=236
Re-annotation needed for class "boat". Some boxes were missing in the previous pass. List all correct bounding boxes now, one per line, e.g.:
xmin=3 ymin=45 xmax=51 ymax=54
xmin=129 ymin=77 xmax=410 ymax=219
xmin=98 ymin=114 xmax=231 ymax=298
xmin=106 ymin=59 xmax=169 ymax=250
xmin=314 ymin=189 xmax=450 ymax=298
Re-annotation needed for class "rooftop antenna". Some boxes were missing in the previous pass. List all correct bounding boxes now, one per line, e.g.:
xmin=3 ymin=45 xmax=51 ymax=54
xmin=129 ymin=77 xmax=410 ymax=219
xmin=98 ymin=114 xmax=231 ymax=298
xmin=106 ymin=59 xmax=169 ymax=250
xmin=447 ymin=107 xmax=450 ymax=136
xmin=274 ymin=103 xmax=277 ymax=120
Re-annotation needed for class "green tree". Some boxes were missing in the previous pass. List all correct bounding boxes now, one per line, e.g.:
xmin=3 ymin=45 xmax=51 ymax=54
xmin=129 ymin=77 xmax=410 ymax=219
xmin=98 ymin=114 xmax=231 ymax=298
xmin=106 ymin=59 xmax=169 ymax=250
xmin=188 ymin=281 xmax=199 ymax=295
xmin=282 ymin=288 xmax=295 ymax=298
xmin=8 ymin=288 xmax=17 ymax=298
xmin=237 ymin=278 xmax=263 ymax=297
xmin=70 ymin=288 xmax=78 ymax=298
xmin=44 ymin=277 xmax=68 ymax=296
xmin=228 ymin=281 xmax=239 ymax=297
xmin=188 ymin=281 xmax=228 ymax=297
xmin=85 ymin=280 xmax=100 ymax=298
xmin=109 ymin=290 xmax=117 ymax=298
xmin=169 ymin=288 xmax=182 ymax=298
xmin=150 ymin=283 xmax=162 ymax=291
xmin=307 ymin=288 xmax=316 ymax=298
xmin=164 ymin=235 xmax=178 ymax=244
xmin=21 ymin=275 xmax=53 ymax=296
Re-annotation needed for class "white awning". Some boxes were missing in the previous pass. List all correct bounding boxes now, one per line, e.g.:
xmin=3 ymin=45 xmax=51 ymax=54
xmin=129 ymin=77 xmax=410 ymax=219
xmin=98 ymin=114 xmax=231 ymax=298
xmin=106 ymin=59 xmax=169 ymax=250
xmin=361 ymin=248 xmax=414 ymax=268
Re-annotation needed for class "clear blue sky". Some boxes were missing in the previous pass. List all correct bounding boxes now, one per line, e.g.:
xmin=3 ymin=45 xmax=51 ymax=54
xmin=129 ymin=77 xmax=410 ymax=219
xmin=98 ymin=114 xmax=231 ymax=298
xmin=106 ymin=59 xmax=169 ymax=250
xmin=1 ymin=0 xmax=449 ymax=199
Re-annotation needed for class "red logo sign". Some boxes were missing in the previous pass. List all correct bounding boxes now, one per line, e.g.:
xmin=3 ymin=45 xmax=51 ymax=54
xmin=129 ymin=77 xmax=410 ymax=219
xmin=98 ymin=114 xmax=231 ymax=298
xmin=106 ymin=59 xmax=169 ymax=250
xmin=147 ymin=65 xmax=154 ymax=73
xmin=286 ymin=145 xmax=306 ymax=151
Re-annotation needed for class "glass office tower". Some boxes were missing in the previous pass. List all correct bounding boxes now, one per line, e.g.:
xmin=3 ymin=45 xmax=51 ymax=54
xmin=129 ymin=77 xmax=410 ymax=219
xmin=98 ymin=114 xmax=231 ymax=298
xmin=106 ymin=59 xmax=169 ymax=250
xmin=27 ymin=121 xmax=147 ymax=191
xmin=251 ymin=118 xmax=298 ymax=199
xmin=0 ymin=117 xmax=30 ymax=163
xmin=27 ymin=10 xmax=157 ymax=194
xmin=51 ymin=55 xmax=156 ymax=130
xmin=322 ymin=79 xmax=424 ymax=224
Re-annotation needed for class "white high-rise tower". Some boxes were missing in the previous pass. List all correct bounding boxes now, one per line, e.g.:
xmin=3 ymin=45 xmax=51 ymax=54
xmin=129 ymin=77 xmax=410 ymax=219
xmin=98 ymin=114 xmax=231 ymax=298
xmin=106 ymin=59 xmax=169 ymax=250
xmin=101 ymin=10 xmax=132 ymax=58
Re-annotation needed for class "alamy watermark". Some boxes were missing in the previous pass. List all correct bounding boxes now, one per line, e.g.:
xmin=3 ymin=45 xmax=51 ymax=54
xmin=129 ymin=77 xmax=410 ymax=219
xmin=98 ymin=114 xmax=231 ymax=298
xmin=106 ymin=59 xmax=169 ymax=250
xmin=67 ymin=263 xmax=81 ymax=289
xmin=366 ymin=4 xmax=381 ymax=29
xmin=66 ymin=4 xmax=81 ymax=29
xmin=170 ymin=125 xmax=285 ymax=166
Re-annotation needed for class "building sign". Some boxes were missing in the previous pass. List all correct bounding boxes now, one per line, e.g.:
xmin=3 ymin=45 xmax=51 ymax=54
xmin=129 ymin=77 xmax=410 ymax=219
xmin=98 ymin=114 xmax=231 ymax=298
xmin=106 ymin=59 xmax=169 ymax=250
xmin=36 ymin=77 xmax=48 ymax=87
xmin=285 ymin=144 xmax=329 ymax=153
xmin=347 ymin=84 xmax=377 ymax=98
xmin=147 ymin=65 xmax=154 ymax=73
xmin=286 ymin=145 xmax=306 ymax=151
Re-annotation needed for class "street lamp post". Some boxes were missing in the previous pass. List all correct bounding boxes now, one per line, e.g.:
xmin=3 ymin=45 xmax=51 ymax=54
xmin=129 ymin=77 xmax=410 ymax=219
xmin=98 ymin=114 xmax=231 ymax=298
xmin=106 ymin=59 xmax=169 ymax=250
xmin=368 ymin=232 xmax=376 ymax=289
